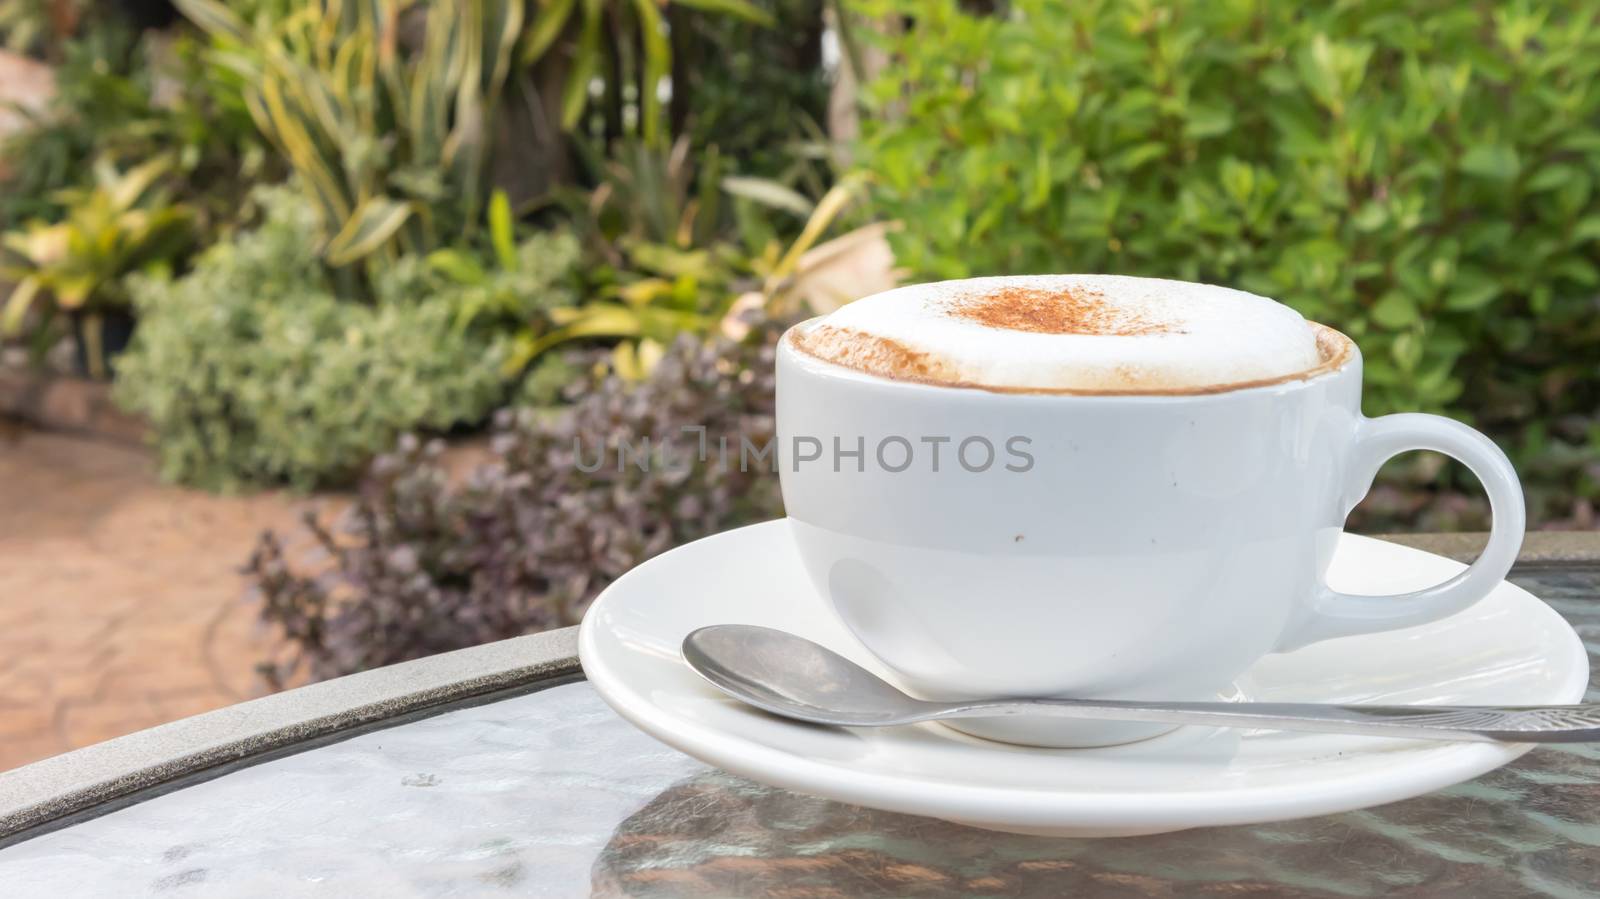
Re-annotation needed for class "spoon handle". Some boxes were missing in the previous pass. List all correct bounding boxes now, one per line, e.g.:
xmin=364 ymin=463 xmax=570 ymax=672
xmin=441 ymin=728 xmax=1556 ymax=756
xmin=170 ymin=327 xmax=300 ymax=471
xmin=936 ymin=699 xmax=1600 ymax=743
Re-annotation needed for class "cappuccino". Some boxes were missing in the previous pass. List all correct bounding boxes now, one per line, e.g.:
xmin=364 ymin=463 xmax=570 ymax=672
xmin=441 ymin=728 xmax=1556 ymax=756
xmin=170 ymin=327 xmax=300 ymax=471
xmin=778 ymin=272 xmax=1525 ymax=746
xmin=791 ymin=275 xmax=1336 ymax=394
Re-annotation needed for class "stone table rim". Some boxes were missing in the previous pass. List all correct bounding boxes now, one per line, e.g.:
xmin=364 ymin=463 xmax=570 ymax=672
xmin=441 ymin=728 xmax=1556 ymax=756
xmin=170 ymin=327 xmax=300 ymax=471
xmin=2 ymin=530 xmax=1595 ymax=847
xmin=0 ymin=627 xmax=580 ymax=846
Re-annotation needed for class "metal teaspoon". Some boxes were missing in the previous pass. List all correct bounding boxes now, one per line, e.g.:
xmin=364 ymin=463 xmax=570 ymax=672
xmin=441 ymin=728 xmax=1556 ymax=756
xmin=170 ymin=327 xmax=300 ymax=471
xmin=682 ymin=625 xmax=1600 ymax=743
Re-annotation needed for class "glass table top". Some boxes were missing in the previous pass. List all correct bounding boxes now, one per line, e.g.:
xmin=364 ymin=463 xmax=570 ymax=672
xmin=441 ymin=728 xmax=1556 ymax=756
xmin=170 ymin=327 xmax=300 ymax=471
xmin=2 ymin=566 xmax=1598 ymax=897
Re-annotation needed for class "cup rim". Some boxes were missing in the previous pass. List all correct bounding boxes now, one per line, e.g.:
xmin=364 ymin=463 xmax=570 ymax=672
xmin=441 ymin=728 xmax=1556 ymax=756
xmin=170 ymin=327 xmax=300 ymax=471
xmin=780 ymin=318 xmax=1357 ymax=400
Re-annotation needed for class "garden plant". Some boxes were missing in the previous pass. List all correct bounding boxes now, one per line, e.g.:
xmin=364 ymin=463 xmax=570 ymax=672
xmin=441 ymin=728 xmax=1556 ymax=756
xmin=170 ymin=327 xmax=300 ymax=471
xmin=1 ymin=0 xmax=1597 ymax=680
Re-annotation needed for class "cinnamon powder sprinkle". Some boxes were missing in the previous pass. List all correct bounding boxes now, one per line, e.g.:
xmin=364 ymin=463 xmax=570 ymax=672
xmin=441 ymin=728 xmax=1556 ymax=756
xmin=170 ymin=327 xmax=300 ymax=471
xmin=945 ymin=285 xmax=1175 ymax=336
xmin=791 ymin=324 xmax=959 ymax=382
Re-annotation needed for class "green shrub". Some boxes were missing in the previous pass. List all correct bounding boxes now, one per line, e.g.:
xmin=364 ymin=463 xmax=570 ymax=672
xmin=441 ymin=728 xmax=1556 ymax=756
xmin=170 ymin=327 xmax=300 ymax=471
xmin=856 ymin=0 xmax=1600 ymax=526
xmin=114 ymin=187 xmax=579 ymax=490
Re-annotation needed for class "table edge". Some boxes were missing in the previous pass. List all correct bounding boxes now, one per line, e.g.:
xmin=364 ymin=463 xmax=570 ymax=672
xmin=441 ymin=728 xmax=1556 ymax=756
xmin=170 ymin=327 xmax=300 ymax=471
xmin=0 ymin=627 xmax=580 ymax=846
xmin=1376 ymin=531 xmax=1600 ymax=566
xmin=2 ymin=532 xmax=1595 ymax=846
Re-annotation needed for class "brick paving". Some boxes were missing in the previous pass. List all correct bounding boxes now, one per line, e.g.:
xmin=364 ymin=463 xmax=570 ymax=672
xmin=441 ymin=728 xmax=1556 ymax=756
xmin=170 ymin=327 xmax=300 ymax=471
xmin=0 ymin=428 xmax=317 ymax=771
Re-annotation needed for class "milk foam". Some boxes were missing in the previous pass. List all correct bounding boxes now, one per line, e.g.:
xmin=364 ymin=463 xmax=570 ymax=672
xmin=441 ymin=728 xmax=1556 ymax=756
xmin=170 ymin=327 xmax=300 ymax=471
xmin=796 ymin=275 xmax=1327 ymax=393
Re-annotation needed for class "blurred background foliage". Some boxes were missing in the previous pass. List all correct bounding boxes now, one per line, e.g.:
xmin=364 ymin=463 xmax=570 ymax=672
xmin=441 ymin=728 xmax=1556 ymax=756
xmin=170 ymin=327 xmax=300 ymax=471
xmin=112 ymin=185 xmax=578 ymax=490
xmin=857 ymin=0 xmax=1600 ymax=531
xmin=1 ymin=153 xmax=193 ymax=376
xmin=3 ymin=0 xmax=858 ymax=488
xmin=1 ymin=0 xmax=1596 ymax=677
xmin=0 ymin=19 xmax=267 ymax=230
xmin=173 ymin=0 xmax=527 ymax=274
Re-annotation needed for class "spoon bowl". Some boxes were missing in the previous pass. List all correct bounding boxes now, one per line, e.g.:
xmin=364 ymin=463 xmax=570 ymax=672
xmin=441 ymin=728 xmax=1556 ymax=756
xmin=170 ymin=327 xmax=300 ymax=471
xmin=682 ymin=624 xmax=929 ymax=726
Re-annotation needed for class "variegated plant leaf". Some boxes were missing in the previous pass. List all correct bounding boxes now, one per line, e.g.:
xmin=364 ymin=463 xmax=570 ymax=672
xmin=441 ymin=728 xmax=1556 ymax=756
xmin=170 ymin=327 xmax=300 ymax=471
xmin=325 ymin=197 xmax=414 ymax=267
xmin=171 ymin=0 xmax=251 ymax=42
xmin=520 ymin=0 xmax=575 ymax=65
xmin=0 ymin=277 xmax=44 ymax=336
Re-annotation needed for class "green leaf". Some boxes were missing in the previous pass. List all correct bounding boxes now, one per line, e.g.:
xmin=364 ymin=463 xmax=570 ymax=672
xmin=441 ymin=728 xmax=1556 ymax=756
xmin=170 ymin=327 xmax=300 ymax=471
xmin=427 ymin=249 xmax=488 ymax=284
xmin=488 ymin=190 xmax=517 ymax=271
xmin=1352 ymin=202 xmax=1387 ymax=232
xmin=1529 ymin=285 xmax=1552 ymax=315
xmin=770 ymin=175 xmax=864 ymax=281
xmin=1025 ymin=144 xmax=1052 ymax=211
xmin=106 ymin=155 xmax=174 ymax=211
xmin=1526 ymin=164 xmax=1576 ymax=193
xmin=622 ymin=242 xmax=717 ymax=280
xmin=53 ymin=274 xmax=97 ymax=309
xmin=1459 ymin=144 xmax=1520 ymax=180
xmin=1390 ymin=330 xmax=1423 ymax=371
xmin=521 ymin=0 xmax=576 ymax=65
xmin=325 ymin=197 xmax=414 ymax=267
xmin=1 ymin=277 xmax=43 ymax=335
xmin=1553 ymin=258 xmax=1599 ymax=286
xmin=1573 ymin=216 xmax=1600 ymax=242
xmin=1110 ymin=142 xmax=1166 ymax=172
xmin=1219 ymin=158 xmax=1254 ymax=204
xmin=4 ymin=223 xmax=69 ymax=265
xmin=1183 ymin=103 xmax=1234 ymax=140
xmin=720 ymin=177 xmax=814 ymax=217
xmin=560 ymin=0 xmax=603 ymax=130
xmin=1444 ymin=281 xmax=1501 ymax=311
xmin=172 ymin=0 xmax=250 ymax=42
xmin=1370 ymin=291 xmax=1420 ymax=329
xmin=505 ymin=302 xmax=674 ymax=372
xmin=1298 ymin=33 xmax=1342 ymax=113
xmin=672 ymin=0 xmax=775 ymax=26
xmin=630 ymin=0 xmax=671 ymax=146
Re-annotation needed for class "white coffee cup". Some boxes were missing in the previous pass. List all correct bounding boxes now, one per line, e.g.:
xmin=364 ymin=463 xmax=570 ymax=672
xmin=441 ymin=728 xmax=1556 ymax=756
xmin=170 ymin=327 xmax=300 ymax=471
xmin=776 ymin=306 xmax=1524 ymax=747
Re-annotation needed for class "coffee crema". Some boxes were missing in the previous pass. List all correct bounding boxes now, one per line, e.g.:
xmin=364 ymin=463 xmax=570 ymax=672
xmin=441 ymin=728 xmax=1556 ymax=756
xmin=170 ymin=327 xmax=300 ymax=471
xmin=789 ymin=275 xmax=1350 ymax=395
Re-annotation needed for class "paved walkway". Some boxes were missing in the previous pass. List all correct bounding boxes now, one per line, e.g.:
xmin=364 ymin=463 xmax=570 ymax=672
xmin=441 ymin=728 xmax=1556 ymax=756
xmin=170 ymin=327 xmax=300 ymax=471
xmin=0 ymin=429 xmax=314 ymax=770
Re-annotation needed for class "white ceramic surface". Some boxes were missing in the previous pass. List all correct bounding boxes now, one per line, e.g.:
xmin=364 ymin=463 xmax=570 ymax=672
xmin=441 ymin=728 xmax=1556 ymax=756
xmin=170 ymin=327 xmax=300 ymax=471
xmin=776 ymin=319 xmax=1525 ymax=745
xmin=579 ymin=521 xmax=1588 ymax=838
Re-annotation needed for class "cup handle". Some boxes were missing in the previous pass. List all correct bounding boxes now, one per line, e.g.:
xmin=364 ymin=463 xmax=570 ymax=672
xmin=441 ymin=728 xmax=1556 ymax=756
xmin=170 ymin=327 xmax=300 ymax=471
xmin=1277 ymin=413 xmax=1525 ymax=651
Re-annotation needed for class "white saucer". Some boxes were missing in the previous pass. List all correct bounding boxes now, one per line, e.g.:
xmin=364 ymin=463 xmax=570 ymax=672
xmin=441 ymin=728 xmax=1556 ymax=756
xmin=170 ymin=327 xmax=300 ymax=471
xmin=578 ymin=521 xmax=1589 ymax=837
